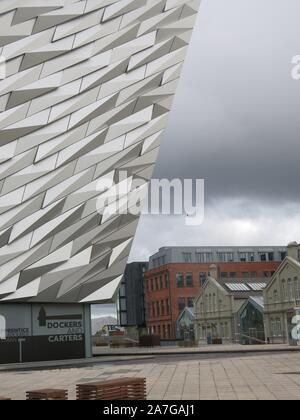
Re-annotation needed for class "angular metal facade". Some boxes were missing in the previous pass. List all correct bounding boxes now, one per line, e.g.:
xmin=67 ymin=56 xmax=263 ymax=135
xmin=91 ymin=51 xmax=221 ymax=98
xmin=0 ymin=0 xmax=200 ymax=303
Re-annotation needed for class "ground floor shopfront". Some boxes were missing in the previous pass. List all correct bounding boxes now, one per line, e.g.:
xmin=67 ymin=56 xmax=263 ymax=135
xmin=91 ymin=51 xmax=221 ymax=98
xmin=0 ymin=303 xmax=92 ymax=364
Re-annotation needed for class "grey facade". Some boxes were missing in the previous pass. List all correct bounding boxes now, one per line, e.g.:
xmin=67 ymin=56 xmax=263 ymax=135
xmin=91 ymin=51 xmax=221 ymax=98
xmin=264 ymin=242 xmax=300 ymax=345
xmin=194 ymin=265 xmax=270 ymax=345
xmin=0 ymin=0 xmax=200 ymax=304
xmin=118 ymin=261 xmax=148 ymax=328
xmin=150 ymin=246 xmax=289 ymax=269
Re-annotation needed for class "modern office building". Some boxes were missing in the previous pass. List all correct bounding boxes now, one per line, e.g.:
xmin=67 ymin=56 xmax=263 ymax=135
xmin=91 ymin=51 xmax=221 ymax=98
xmin=0 ymin=0 xmax=200 ymax=363
xmin=118 ymin=262 xmax=148 ymax=332
xmin=145 ymin=246 xmax=287 ymax=339
xmin=194 ymin=264 xmax=268 ymax=345
xmin=264 ymin=242 xmax=300 ymax=345
xmin=149 ymin=246 xmax=288 ymax=268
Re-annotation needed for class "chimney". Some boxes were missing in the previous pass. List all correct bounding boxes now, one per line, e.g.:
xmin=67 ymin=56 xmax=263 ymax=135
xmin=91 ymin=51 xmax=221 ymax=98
xmin=209 ymin=264 xmax=218 ymax=280
xmin=287 ymin=242 xmax=299 ymax=261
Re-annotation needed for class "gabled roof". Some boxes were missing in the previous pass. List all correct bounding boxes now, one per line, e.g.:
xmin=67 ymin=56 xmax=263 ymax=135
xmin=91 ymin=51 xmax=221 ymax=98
xmin=264 ymin=256 xmax=300 ymax=293
xmin=195 ymin=276 xmax=270 ymax=303
xmin=177 ymin=307 xmax=195 ymax=322
xmin=220 ymin=278 xmax=269 ymax=299
xmin=237 ymin=294 xmax=264 ymax=318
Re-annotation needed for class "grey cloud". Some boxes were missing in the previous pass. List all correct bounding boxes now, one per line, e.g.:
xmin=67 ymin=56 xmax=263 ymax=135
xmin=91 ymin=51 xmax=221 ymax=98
xmin=153 ymin=0 xmax=300 ymax=203
xmin=130 ymin=0 xmax=300 ymax=260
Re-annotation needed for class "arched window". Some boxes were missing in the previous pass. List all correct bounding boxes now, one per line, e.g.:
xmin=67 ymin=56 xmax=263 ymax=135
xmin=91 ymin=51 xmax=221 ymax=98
xmin=208 ymin=294 xmax=212 ymax=312
xmin=213 ymin=294 xmax=217 ymax=312
xmin=273 ymin=290 xmax=279 ymax=303
xmin=294 ymin=277 xmax=300 ymax=301
xmin=288 ymin=279 xmax=293 ymax=301
xmin=282 ymin=280 xmax=287 ymax=301
xmin=219 ymin=299 xmax=223 ymax=311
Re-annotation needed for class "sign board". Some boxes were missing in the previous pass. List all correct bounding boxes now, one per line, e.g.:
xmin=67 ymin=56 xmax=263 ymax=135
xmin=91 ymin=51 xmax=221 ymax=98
xmin=102 ymin=324 xmax=125 ymax=336
xmin=0 ymin=304 xmax=86 ymax=364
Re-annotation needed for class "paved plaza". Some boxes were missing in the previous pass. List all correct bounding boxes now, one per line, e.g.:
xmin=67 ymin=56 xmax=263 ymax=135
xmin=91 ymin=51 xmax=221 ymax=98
xmin=1 ymin=351 xmax=300 ymax=400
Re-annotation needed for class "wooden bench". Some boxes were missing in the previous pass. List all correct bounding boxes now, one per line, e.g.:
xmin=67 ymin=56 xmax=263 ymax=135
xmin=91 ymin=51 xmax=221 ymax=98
xmin=26 ymin=389 xmax=68 ymax=400
xmin=76 ymin=377 xmax=146 ymax=400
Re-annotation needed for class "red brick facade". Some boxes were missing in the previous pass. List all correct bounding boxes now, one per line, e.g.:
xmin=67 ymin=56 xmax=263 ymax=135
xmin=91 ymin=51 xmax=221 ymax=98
xmin=144 ymin=262 xmax=281 ymax=339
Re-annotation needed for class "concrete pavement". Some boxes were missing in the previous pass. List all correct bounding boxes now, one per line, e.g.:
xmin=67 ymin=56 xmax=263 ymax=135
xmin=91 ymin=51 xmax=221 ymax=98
xmin=1 ymin=350 xmax=300 ymax=400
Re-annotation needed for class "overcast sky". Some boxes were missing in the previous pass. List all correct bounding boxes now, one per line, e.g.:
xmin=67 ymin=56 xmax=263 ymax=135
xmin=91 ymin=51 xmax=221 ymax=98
xmin=94 ymin=0 xmax=300 ymax=317
xmin=129 ymin=0 xmax=300 ymax=261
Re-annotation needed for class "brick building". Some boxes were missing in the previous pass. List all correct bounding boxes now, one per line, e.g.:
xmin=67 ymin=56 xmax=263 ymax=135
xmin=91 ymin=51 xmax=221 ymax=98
xmin=144 ymin=246 xmax=287 ymax=339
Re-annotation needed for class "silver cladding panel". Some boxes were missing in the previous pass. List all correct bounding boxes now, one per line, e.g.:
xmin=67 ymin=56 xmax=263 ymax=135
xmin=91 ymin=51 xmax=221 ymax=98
xmin=0 ymin=0 xmax=200 ymax=303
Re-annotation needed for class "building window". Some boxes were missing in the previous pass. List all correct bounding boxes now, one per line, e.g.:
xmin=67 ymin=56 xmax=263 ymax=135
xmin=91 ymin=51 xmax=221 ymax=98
xmin=183 ymin=252 xmax=192 ymax=263
xmin=200 ymin=302 xmax=204 ymax=314
xmin=151 ymin=279 xmax=154 ymax=291
xmin=221 ymin=272 xmax=228 ymax=279
xmin=288 ymin=279 xmax=294 ymax=301
xmin=152 ymin=302 xmax=155 ymax=317
xmin=213 ymin=294 xmax=217 ymax=312
xmin=187 ymin=297 xmax=194 ymax=308
xmin=166 ymin=299 xmax=170 ymax=315
xmin=199 ymin=272 xmax=207 ymax=286
xmin=273 ymin=290 xmax=279 ymax=303
xmin=160 ymin=276 xmax=163 ymax=289
xmin=220 ymin=323 xmax=224 ymax=338
xmin=268 ymin=252 xmax=274 ymax=261
xmin=119 ymin=298 xmax=126 ymax=311
xmin=161 ymin=300 xmax=165 ymax=315
xmin=251 ymin=272 xmax=257 ymax=278
xmin=242 ymin=272 xmax=249 ymax=279
xmin=218 ymin=252 xmax=234 ymax=262
xmin=280 ymin=252 xmax=287 ymax=261
xmin=230 ymin=272 xmax=237 ymax=278
xmin=165 ymin=274 xmax=169 ymax=288
xmin=196 ymin=252 xmax=213 ymax=263
xmin=186 ymin=272 xmax=194 ymax=287
xmin=263 ymin=271 xmax=270 ymax=278
xmin=239 ymin=252 xmax=247 ymax=262
xmin=294 ymin=278 xmax=300 ymax=300
xmin=282 ymin=280 xmax=288 ymax=302
xmin=224 ymin=323 xmax=229 ymax=338
xmin=176 ymin=273 xmax=184 ymax=288
xmin=155 ymin=277 xmax=159 ymax=290
xmin=120 ymin=313 xmax=127 ymax=325
xmin=156 ymin=302 xmax=160 ymax=316
xmin=259 ymin=253 xmax=267 ymax=262
xmin=178 ymin=297 xmax=185 ymax=311
xmin=208 ymin=294 xmax=212 ymax=312
xmin=271 ymin=318 xmax=282 ymax=337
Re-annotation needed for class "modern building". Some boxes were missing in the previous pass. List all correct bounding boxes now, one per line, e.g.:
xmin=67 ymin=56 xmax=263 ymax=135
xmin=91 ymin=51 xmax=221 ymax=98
xmin=0 ymin=1 xmax=200 ymax=363
xmin=194 ymin=264 xmax=269 ymax=345
xmin=149 ymin=246 xmax=288 ymax=268
xmin=264 ymin=242 xmax=300 ymax=345
xmin=237 ymin=296 xmax=265 ymax=344
xmin=118 ymin=262 xmax=148 ymax=333
xmin=145 ymin=246 xmax=286 ymax=339
xmin=176 ymin=307 xmax=195 ymax=340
